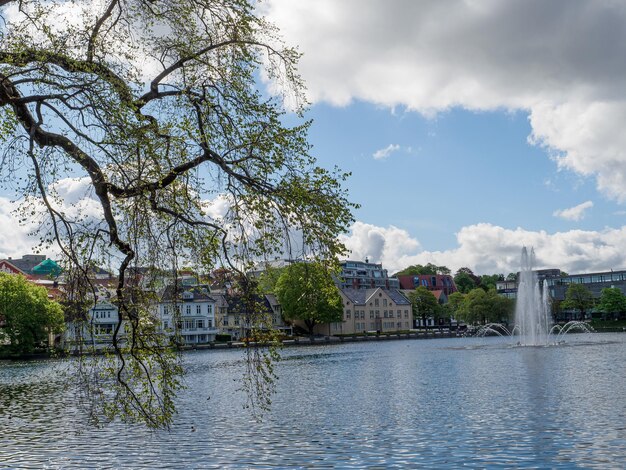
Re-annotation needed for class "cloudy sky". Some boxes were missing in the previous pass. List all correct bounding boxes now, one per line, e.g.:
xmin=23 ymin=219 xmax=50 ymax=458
xmin=260 ymin=0 xmax=626 ymax=275
xmin=2 ymin=0 xmax=626 ymax=276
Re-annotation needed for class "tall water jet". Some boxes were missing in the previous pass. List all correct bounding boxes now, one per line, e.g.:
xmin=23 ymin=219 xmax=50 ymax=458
xmin=515 ymin=247 xmax=552 ymax=345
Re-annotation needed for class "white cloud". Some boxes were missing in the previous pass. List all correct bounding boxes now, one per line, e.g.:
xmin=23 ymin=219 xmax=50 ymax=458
xmin=264 ymin=0 xmax=626 ymax=201
xmin=341 ymin=220 xmax=626 ymax=275
xmin=553 ymin=201 xmax=593 ymax=221
xmin=373 ymin=144 xmax=400 ymax=160
xmin=0 ymin=197 xmax=43 ymax=259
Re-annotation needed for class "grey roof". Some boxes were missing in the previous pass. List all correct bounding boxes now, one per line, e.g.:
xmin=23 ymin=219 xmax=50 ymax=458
xmin=341 ymin=288 xmax=410 ymax=306
xmin=161 ymin=284 xmax=214 ymax=302
xmin=2 ymin=255 xmax=46 ymax=274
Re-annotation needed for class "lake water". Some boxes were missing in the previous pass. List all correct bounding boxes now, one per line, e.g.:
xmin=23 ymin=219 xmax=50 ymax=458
xmin=1 ymin=333 xmax=625 ymax=468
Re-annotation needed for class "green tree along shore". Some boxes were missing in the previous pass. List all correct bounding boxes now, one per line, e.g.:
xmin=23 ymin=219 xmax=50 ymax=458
xmin=0 ymin=273 xmax=64 ymax=356
xmin=274 ymin=262 xmax=343 ymax=335
xmin=0 ymin=0 xmax=355 ymax=427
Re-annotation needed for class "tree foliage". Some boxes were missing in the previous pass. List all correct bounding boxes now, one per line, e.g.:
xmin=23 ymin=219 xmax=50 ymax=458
xmin=454 ymin=288 xmax=514 ymax=325
xmin=453 ymin=268 xmax=479 ymax=294
xmin=407 ymin=285 xmax=441 ymax=328
xmin=0 ymin=273 xmax=64 ymax=355
xmin=0 ymin=0 xmax=355 ymax=427
xmin=274 ymin=262 xmax=343 ymax=335
xmin=394 ymin=263 xmax=450 ymax=276
xmin=562 ymin=284 xmax=595 ymax=320
xmin=595 ymin=287 xmax=626 ymax=319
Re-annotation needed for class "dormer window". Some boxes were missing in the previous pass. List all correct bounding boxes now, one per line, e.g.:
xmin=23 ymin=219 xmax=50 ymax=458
xmin=182 ymin=291 xmax=194 ymax=300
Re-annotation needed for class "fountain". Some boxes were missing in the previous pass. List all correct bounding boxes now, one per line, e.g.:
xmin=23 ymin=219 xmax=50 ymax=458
xmin=515 ymin=247 xmax=552 ymax=345
xmin=475 ymin=247 xmax=594 ymax=345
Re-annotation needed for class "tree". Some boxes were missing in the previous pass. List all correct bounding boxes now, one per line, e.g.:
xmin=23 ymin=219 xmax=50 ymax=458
xmin=595 ymin=287 xmax=626 ymax=320
xmin=0 ymin=0 xmax=355 ymax=427
xmin=561 ymin=284 xmax=595 ymax=320
xmin=0 ymin=273 xmax=65 ymax=355
xmin=478 ymin=274 xmax=503 ymax=291
xmin=274 ymin=262 xmax=343 ymax=335
xmin=454 ymin=268 xmax=479 ymax=294
xmin=407 ymin=286 xmax=441 ymax=329
xmin=455 ymin=288 xmax=513 ymax=325
xmin=394 ymin=263 xmax=450 ymax=276
xmin=257 ymin=265 xmax=287 ymax=294
xmin=443 ymin=291 xmax=465 ymax=321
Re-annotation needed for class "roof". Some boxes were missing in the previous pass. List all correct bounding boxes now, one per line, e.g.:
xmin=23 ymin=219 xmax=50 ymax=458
xmin=6 ymin=255 xmax=46 ymax=273
xmin=32 ymin=258 xmax=63 ymax=276
xmin=341 ymin=288 xmax=411 ymax=306
xmin=161 ymin=284 xmax=214 ymax=302
xmin=225 ymin=293 xmax=272 ymax=314
xmin=0 ymin=259 xmax=27 ymax=275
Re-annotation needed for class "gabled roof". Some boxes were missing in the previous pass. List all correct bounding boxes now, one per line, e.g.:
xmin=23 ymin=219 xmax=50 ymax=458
xmin=340 ymin=287 xmax=411 ymax=306
xmin=0 ymin=259 xmax=27 ymax=275
xmin=225 ymin=293 xmax=272 ymax=314
xmin=161 ymin=284 xmax=214 ymax=302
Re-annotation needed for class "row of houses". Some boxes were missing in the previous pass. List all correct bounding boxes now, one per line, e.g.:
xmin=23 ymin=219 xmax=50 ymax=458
xmin=1 ymin=255 xmax=463 ymax=348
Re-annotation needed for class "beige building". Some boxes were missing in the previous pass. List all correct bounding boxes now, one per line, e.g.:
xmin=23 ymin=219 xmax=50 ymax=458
xmin=327 ymin=288 xmax=412 ymax=335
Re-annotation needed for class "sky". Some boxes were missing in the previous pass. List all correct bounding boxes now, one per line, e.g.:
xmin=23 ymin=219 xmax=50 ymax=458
xmin=2 ymin=0 xmax=626 ymax=276
xmin=259 ymin=0 xmax=626 ymax=275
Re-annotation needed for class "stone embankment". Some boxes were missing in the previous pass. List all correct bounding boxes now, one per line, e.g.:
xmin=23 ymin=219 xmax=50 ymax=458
xmin=186 ymin=330 xmax=463 ymax=351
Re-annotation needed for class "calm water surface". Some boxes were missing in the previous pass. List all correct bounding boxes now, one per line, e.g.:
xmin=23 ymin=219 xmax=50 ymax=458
xmin=1 ymin=334 xmax=625 ymax=468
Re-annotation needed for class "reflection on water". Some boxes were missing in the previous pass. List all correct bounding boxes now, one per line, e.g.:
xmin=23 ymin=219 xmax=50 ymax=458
xmin=1 ymin=334 xmax=625 ymax=468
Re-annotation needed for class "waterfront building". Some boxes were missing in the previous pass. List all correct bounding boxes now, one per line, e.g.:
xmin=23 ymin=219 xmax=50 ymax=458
xmin=547 ymin=269 xmax=626 ymax=301
xmin=65 ymin=301 xmax=121 ymax=350
xmin=496 ymin=269 xmax=561 ymax=299
xmin=338 ymin=259 xmax=400 ymax=290
xmin=158 ymin=284 xmax=219 ymax=344
xmin=325 ymin=287 xmax=412 ymax=335
xmin=397 ymin=274 xmax=457 ymax=296
xmin=216 ymin=293 xmax=291 ymax=340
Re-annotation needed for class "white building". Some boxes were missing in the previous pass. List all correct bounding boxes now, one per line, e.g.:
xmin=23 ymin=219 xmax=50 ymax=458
xmin=65 ymin=300 xmax=122 ymax=350
xmin=159 ymin=284 xmax=219 ymax=344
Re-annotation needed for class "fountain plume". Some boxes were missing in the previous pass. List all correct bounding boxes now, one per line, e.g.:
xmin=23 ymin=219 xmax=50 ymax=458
xmin=515 ymin=247 xmax=552 ymax=345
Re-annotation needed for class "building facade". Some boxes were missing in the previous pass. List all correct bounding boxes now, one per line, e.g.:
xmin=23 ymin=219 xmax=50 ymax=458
xmin=159 ymin=285 xmax=219 ymax=344
xmin=338 ymin=260 xmax=400 ymax=290
xmin=397 ymin=274 xmax=457 ymax=296
xmin=325 ymin=287 xmax=412 ymax=335
xmin=547 ymin=269 xmax=626 ymax=301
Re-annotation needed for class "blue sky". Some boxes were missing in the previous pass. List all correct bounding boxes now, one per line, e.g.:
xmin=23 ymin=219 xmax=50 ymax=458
xmin=261 ymin=0 xmax=626 ymax=275
xmin=2 ymin=0 xmax=626 ymax=276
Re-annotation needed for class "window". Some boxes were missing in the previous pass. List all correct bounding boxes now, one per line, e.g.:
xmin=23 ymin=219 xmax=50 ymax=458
xmin=234 ymin=316 xmax=240 ymax=326
xmin=346 ymin=309 xmax=351 ymax=319
xmin=196 ymin=319 xmax=204 ymax=329
xmin=374 ymin=298 xmax=379 ymax=307
xmin=431 ymin=276 xmax=437 ymax=287
xmin=163 ymin=320 xmax=169 ymax=329
xmin=164 ymin=305 xmax=169 ymax=315
xmin=360 ymin=311 xmax=365 ymax=319
xmin=370 ymin=311 xmax=374 ymax=319
xmin=184 ymin=319 xmax=193 ymax=329
xmin=397 ymin=309 xmax=401 ymax=316
xmin=207 ymin=304 xmax=214 ymax=315
xmin=383 ymin=298 xmax=387 ymax=307
xmin=384 ymin=310 xmax=388 ymax=318
xmin=197 ymin=305 xmax=202 ymax=314
xmin=404 ymin=310 xmax=409 ymax=318
xmin=223 ymin=318 xmax=229 ymax=326
xmin=375 ymin=310 xmax=380 ymax=318
xmin=208 ymin=319 xmax=213 ymax=328
xmin=186 ymin=305 xmax=191 ymax=315
xmin=422 ymin=279 xmax=428 ymax=287
xmin=389 ymin=310 xmax=394 ymax=318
